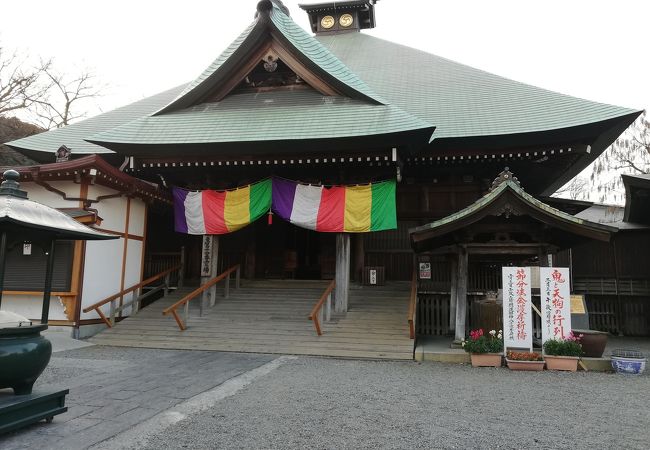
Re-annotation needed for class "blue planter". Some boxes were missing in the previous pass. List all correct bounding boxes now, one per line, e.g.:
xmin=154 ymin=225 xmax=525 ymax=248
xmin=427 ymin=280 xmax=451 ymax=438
xmin=611 ymin=356 xmax=646 ymax=375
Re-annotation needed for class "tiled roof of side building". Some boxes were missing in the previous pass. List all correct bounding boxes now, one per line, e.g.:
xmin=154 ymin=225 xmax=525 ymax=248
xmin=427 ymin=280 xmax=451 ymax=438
xmin=4 ymin=86 xmax=184 ymax=155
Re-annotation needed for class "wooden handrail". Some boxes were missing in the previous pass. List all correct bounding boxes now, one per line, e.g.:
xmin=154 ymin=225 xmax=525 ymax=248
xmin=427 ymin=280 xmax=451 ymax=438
xmin=83 ymin=264 xmax=182 ymax=313
xmin=407 ymin=270 xmax=417 ymax=339
xmin=83 ymin=264 xmax=182 ymax=327
xmin=308 ymin=280 xmax=336 ymax=336
xmin=163 ymin=264 xmax=240 ymax=331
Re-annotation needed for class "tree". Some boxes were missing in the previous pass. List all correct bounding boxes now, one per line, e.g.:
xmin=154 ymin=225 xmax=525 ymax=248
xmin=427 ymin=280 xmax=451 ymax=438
xmin=33 ymin=65 xmax=102 ymax=129
xmin=589 ymin=112 xmax=649 ymax=203
xmin=0 ymin=46 xmax=50 ymax=116
xmin=553 ymin=176 xmax=589 ymax=201
xmin=0 ymin=42 xmax=102 ymax=130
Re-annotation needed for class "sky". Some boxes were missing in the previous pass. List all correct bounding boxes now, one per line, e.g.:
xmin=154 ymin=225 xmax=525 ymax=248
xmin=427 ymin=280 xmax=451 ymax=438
xmin=2 ymin=0 xmax=648 ymax=118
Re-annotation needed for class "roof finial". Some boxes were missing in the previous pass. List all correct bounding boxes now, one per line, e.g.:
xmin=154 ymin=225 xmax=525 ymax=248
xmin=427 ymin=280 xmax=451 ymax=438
xmin=255 ymin=1 xmax=273 ymax=19
xmin=255 ymin=0 xmax=290 ymax=20
xmin=490 ymin=167 xmax=521 ymax=191
xmin=0 ymin=169 xmax=28 ymax=199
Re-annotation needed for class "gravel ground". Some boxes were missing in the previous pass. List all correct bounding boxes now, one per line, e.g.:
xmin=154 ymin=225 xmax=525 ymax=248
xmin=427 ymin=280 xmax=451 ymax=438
xmin=140 ymin=357 xmax=650 ymax=450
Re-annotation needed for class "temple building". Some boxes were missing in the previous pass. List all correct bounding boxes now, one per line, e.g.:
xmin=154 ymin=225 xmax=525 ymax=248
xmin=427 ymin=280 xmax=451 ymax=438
xmin=2 ymin=0 xmax=645 ymax=353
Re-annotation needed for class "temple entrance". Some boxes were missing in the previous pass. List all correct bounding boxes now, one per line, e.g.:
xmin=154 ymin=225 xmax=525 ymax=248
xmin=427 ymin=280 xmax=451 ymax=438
xmin=253 ymin=220 xmax=335 ymax=279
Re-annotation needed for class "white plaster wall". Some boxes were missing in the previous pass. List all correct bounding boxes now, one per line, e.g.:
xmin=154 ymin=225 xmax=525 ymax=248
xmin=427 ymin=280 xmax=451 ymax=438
xmin=128 ymin=199 xmax=146 ymax=237
xmin=120 ymin=239 xmax=144 ymax=316
xmin=22 ymin=181 xmax=82 ymax=209
xmin=2 ymin=294 xmax=68 ymax=322
xmin=87 ymin=184 xmax=128 ymax=233
xmin=80 ymin=237 xmax=125 ymax=319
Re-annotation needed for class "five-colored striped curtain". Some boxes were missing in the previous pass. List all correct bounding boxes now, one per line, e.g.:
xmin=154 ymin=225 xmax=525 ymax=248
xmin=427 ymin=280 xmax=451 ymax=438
xmin=173 ymin=178 xmax=396 ymax=235
xmin=173 ymin=179 xmax=272 ymax=235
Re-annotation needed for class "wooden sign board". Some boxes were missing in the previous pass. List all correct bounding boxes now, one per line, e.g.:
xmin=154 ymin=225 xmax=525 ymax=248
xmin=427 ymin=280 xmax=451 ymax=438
xmin=502 ymin=267 xmax=533 ymax=351
xmin=540 ymin=267 xmax=572 ymax=344
xmin=570 ymin=294 xmax=586 ymax=315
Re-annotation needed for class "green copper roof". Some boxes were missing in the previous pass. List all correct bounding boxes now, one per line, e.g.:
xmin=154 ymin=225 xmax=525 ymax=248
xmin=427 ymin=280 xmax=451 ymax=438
xmin=410 ymin=176 xmax=617 ymax=235
xmin=156 ymin=4 xmax=384 ymax=114
xmin=5 ymin=3 xmax=641 ymax=159
xmin=316 ymin=33 xmax=640 ymax=139
xmin=88 ymin=90 xmax=432 ymax=146
xmin=5 ymin=86 xmax=183 ymax=155
xmin=269 ymin=6 xmax=384 ymax=104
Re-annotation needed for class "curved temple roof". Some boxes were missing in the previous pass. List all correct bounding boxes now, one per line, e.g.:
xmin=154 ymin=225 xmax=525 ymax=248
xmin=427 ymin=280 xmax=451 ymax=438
xmin=4 ymin=1 xmax=643 ymax=173
xmin=409 ymin=170 xmax=617 ymax=253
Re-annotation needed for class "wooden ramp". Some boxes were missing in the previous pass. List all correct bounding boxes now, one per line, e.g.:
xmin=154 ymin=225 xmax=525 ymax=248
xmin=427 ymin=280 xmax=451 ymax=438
xmin=89 ymin=280 xmax=414 ymax=360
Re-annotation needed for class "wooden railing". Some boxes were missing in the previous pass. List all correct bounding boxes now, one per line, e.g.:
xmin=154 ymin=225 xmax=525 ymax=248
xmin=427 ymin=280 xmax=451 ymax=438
xmin=308 ymin=280 xmax=336 ymax=336
xmin=163 ymin=264 xmax=241 ymax=331
xmin=407 ymin=270 xmax=417 ymax=339
xmin=83 ymin=264 xmax=183 ymax=328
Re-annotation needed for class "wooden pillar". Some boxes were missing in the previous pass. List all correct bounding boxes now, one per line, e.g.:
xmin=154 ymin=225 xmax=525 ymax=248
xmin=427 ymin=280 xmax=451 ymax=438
xmin=208 ymin=236 xmax=219 ymax=306
xmin=353 ymin=234 xmax=364 ymax=282
xmin=200 ymin=235 xmax=219 ymax=316
xmin=335 ymin=233 xmax=350 ymax=313
xmin=41 ymin=240 xmax=57 ymax=324
xmin=449 ymin=255 xmax=458 ymax=332
xmin=454 ymin=246 xmax=468 ymax=342
xmin=0 ymin=231 xmax=7 ymax=309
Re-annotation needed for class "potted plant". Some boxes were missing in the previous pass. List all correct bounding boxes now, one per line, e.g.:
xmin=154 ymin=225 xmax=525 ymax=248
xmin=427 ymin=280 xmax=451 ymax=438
xmin=505 ymin=351 xmax=545 ymax=371
xmin=461 ymin=329 xmax=503 ymax=367
xmin=543 ymin=332 xmax=583 ymax=372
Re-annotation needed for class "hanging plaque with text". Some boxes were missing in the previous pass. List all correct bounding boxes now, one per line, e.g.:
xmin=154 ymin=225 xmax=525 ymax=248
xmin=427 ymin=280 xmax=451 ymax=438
xmin=502 ymin=267 xmax=533 ymax=351
xmin=540 ymin=267 xmax=572 ymax=344
xmin=200 ymin=235 xmax=213 ymax=277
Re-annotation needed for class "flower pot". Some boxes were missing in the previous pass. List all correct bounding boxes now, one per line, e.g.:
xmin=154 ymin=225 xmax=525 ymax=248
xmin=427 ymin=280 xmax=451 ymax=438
xmin=611 ymin=357 xmax=647 ymax=375
xmin=611 ymin=349 xmax=646 ymax=375
xmin=506 ymin=359 xmax=545 ymax=371
xmin=544 ymin=355 xmax=579 ymax=372
xmin=470 ymin=353 xmax=502 ymax=368
xmin=573 ymin=329 xmax=608 ymax=358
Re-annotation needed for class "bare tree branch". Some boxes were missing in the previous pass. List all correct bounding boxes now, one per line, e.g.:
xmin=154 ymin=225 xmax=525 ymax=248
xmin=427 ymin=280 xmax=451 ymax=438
xmin=0 ymin=46 xmax=50 ymax=116
xmin=32 ymin=64 xmax=102 ymax=128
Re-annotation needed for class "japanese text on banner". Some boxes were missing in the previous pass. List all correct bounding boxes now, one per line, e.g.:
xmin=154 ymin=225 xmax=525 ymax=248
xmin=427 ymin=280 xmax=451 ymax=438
xmin=502 ymin=267 xmax=533 ymax=351
xmin=540 ymin=267 xmax=572 ymax=343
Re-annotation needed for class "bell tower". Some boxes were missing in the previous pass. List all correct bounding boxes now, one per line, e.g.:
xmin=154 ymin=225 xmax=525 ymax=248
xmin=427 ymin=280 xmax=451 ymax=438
xmin=299 ymin=1 xmax=378 ymax=35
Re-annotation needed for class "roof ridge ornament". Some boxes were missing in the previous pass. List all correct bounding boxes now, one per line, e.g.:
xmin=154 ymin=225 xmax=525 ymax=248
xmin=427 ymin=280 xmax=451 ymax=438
xmin=490 ymin=167 xmax=521 ymax=192
xmin=256 ymin=1 xmax=290 ymax=20
xmin=0 ymin=169 xmax=28 ymax=199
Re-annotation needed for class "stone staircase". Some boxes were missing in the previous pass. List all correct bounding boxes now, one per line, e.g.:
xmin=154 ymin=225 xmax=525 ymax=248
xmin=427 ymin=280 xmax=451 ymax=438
xmin=89 ymin=280 xmax=414 ymax=360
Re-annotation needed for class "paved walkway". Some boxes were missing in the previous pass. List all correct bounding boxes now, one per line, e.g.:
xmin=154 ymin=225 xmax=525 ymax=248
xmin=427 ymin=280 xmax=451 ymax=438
xmin=2 ymin=344 xmax=649 ymax=449
xmin=0 ymin=347 xmax=274 ymax=450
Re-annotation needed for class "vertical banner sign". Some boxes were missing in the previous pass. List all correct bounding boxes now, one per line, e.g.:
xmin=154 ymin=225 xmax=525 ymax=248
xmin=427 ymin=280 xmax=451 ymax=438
xmin=200 ymin=236 xmax=212 ymax=277
xmin=502 ymin=267 xmax=533 ymax=351
xmin=540 ymin=267 xmax=571 ymax=344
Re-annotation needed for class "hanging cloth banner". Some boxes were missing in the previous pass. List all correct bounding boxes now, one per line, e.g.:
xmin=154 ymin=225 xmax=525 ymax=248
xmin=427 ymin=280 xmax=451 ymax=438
xmin=271 ymin=178 xmax=397 ymax=233
xmin=540 ymin=267 xmax=572 ymax=344
xmin=502 ymin=267 xmax=533 ymax=351
xmin=173 ymin=179 xmax=272 ymax=235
